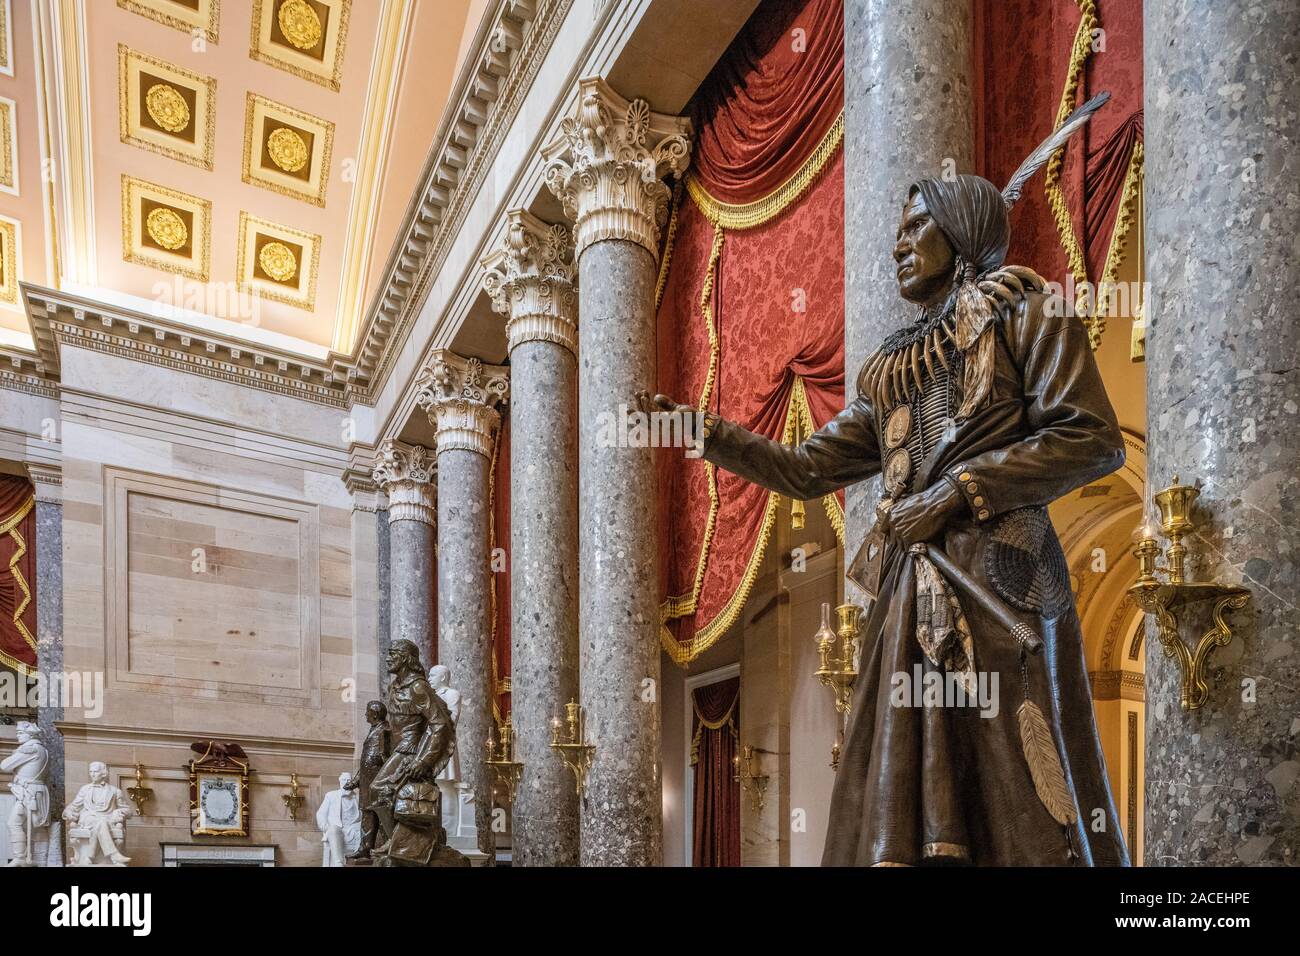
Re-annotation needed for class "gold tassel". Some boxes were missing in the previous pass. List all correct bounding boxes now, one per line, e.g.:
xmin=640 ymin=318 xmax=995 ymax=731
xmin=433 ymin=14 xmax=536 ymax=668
xmin=1017 ymin=700 xmax=1079 ymax=826
xmin=791 ymin=497 xmax=806 ymax=530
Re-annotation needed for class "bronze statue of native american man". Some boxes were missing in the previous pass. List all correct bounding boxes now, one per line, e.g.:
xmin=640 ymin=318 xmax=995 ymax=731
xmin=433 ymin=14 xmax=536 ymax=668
xmin=644 ymin=94 xmax=1129 ymax=866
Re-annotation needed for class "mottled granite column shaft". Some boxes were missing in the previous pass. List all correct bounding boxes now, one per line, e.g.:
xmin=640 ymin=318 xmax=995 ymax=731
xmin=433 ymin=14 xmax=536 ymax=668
xmin=371 ymin=441 xmax=436 ymax=668
xmin=1143 ymin=0 xmax=1300 ymax=865
xmin=29 ymin=465 xmax=65 ymax=844
xmin=482 ymin=211 xmax=580 ymax=866
xmin=842 ymin=0 xmax=974 ymax=602
xmin=417 ymin=351 xmax=509 ymax=861
xmin=544 ymin=77 xmax=692 ymax=866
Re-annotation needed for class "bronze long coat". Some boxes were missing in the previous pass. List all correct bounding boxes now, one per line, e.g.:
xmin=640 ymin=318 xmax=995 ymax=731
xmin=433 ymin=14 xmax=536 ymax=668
xmin=703 ymin=293 xmax=1129 ymax=866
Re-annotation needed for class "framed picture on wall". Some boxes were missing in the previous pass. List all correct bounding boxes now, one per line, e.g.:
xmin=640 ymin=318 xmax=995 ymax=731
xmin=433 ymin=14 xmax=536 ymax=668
xmin=188 ymin=741 xmax=251 ymax=837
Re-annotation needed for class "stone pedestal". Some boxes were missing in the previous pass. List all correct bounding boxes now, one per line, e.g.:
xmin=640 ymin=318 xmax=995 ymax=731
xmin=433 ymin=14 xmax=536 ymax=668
xmin=544 ymin=77 xmax=691 ymax=866
xmin=1143 ymin=0 xmax=1300 ymax=865
xmin=481 ymin=210 xmax=581 ymax=866
xmin=417 ymin=351 xmax=509 ymax=862
xmin=842 ymin=0 xmax=974 ymax=602
xmin=371 ymin=441 xmax=437 ymax=668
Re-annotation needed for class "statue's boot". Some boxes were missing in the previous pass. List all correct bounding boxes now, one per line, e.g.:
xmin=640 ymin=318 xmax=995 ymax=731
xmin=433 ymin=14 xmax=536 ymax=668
xmin=109 ymin=852 xmax=131 ymax=865
xmin=8 ymin=824 xmax=30 ymax=866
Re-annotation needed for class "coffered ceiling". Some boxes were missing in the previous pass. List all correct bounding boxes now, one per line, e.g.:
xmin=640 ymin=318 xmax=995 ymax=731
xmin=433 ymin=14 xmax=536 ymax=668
xmin=0 ymin=0 xmax=483 ymax=353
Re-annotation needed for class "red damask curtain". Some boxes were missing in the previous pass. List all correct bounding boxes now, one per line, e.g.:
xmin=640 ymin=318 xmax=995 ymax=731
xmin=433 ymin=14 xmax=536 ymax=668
xmin=691 ymin=676 xmax=740 ymax=867
xmin=0 ymin=475 xmax=37 ymax=676
xmin=975 ymin=0 xmax=1144 ymax=347
xmin=656 ymin=0 xmax=844 ymax=666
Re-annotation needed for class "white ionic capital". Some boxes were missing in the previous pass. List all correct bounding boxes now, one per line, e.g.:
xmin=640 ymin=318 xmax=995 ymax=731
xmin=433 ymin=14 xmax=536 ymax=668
xmin=415 ymin=351 xmax=510 ymax=459
xmin=372 ymin=440 xmax=436 ymax=526
xmin=481 ymin=210 xmax=579 ymax=355
xmin=542 ymin=76 xmax=692 ymax=261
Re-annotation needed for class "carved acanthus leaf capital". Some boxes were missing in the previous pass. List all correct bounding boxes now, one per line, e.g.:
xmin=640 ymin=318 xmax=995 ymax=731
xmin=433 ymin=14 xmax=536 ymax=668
xmin=415 ymin=350 xmax=510 ymax=458
xmin=542 ymin=76 xmax=693 ymax=260
xmin=481 ymin=210 xmax=578 ymax=354
xmin=371 ymin=440 xmax=436 ymax=526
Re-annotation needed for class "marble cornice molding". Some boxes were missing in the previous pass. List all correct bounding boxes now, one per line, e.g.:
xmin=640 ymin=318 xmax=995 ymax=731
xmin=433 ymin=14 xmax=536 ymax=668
xmin=482 ymin=209 xmax=578 ymax=355
xmin=542 ymin=76 xmax=693 ymax=260
xmin=0 ymin=345 xmax=59 ymax=399
xmin=24 ymin=462 xmax=63 ymax=504
xmin=1088 ymin=669 xmax=1146 ymax=702
xmin=415 ymin=350 xmax=509 ymax=459
xmin=22 ymin=285 xmax=354 ymax=408
xmin=341 ymin=0 xmax=576 ymax=399
xmin=371 ymin=439 xmax=436 ymax=526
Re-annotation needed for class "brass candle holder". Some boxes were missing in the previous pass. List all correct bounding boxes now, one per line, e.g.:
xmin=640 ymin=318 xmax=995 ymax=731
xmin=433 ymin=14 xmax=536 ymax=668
xmin=1129 ymin=475 xmax=1251 ymax=711
xmin=125 ymin=763 xmax=153 ymax=816
xmin=814 ymin=601 xmax=862 ymax=771
xmin=732 ymin=745 xmax=769 ymax=813
xmin=549 ymin=699 xmax=595 ymax=798
xmin=486 ymin=715 xmax=524 ymax=805
xmin=282 ymin=772 xmax=305 ymax=821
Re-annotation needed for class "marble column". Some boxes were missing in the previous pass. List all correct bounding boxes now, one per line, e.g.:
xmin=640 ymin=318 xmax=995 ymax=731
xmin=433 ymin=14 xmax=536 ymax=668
xmin=842 ymin=0 xmax=974 ymax=602
xmin=416 ymin=351 xmax=509 ymax=861
xmin=1143 ymin=0 xmax=1300 ymax=865
xmin=27 ymin=463 xmax=64 ymax=862
xmin=481 ymin=210 xmax=580 ymax=866
xmin=344 ymin=471 xmax=386 ymax=734
xmin=543 ymin=76 xmax=691 ymax=866
xmin=371 ymin=440 xmax=437 ymax=668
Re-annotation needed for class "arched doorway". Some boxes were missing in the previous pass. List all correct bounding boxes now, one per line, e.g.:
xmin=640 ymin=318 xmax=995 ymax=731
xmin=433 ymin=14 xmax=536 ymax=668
xmin=1049 ymin=429 xmax=1147 ymax=863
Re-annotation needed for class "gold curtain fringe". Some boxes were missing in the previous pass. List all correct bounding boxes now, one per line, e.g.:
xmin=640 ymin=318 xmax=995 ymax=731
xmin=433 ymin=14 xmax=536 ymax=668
xmin=789 ymin=376 xmax=845 ymax=546
xmin=487 ymin=426 xmax=505 ymax=728
xmin=686 ymin=112 xmax=844 ymax=231
xmin=1093 ymin=141 xmax=1144 ymax=337
xmin=2 ymin=495 xmax=36 ymax=677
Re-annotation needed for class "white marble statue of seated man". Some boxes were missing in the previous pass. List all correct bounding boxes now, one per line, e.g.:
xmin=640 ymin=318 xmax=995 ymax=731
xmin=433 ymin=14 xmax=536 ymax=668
xmin=63 ymin=761 xmax=132 ymax=866
xmin=316 ymin=771 xmax=361 ymax=866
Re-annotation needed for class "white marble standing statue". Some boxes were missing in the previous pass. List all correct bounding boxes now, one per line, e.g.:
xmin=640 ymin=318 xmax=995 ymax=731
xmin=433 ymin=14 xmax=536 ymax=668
xmin=315 ymin=771 xmax=361 ymax=866
xmin=2 ymin=721 xmax=51 ymax=867
xmin=63 ymin=761 xmax=133 ymax=866
xmin=429 ymin=664 xmax=473 ymax=840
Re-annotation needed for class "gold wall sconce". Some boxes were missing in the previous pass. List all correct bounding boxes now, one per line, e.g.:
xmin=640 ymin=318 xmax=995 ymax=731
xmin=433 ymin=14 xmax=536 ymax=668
xmin=125 ymin=763 xmax=154 ymax=816
xmin=282 ymin=772 xmax=305 ymax=821
xmin=486 ymin=715 xmax=524 ymax=805
xmin=814 ymin=602 xmax=862 ymax=768
xmin=549 ymin=699 xmax=595 ymax=797
xmin=1129 ymin=475 xmax=1252 ymax=711
xmin=732 ymin=745 xmax=770 ymax=813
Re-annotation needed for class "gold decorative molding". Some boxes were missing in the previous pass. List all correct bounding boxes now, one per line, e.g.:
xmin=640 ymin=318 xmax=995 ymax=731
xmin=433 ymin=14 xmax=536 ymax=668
xmin=1088 ymin=669 xmax=1145 ymax=702
xmin=0 ymin=95 xmax=16 ymax=194
xmin=345 ymin=0 xmax=573 ymax=397
xmin=241 ymin=92 xmax=334 ymax=207
xmin=330 ymin=0 xmax=411 ymax=353
xmin=236 ymin=212 xmax=320 ymax=310
xmin=43 ymin=0 xmax=96 ymax=285
xmin=0 ymin=0 xmax=12 ymax=78
xmin=249 ymin=0 xmax=351 ymax=92
xmin=121 ymin=175 xmax=211 ymax=281
xmin=0 ymin=214 xmax=20 ymax=309
xmin=117 ymin=0 xmax=220 ymax=44
xmin=119 ymin=45 xmax=218 ymax=170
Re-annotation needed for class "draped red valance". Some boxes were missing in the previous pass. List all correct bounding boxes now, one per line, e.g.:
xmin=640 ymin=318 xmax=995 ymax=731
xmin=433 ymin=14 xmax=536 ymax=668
xmin=656 ymin=0 xmax=845 ymax=666
xmin=691 ymin=676 xmax=740 ymax=867
xmin=0 ymin=475 xmax=37 ymax=676
xmin=975 ymin=0 xmax=1144 ymax=348
xmin=690 ymin=0 xmax=843 ymax=205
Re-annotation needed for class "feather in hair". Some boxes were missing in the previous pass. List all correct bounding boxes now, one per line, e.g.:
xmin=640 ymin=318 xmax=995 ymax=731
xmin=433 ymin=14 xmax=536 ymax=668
xmin=1001 ymin=91 xmax=1111 ymax=209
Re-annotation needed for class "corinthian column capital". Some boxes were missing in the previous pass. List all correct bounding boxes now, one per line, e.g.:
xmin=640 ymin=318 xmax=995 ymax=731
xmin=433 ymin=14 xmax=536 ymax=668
xmin=481 ymin=210 xmax=579 ymax=355
xmin=415 ymin=350 xmax=510 ymax=458
xmin=372 ymin=439 xmax=436 ymax=526
xmin=542 ymin=76 xmax=693 ymax=261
